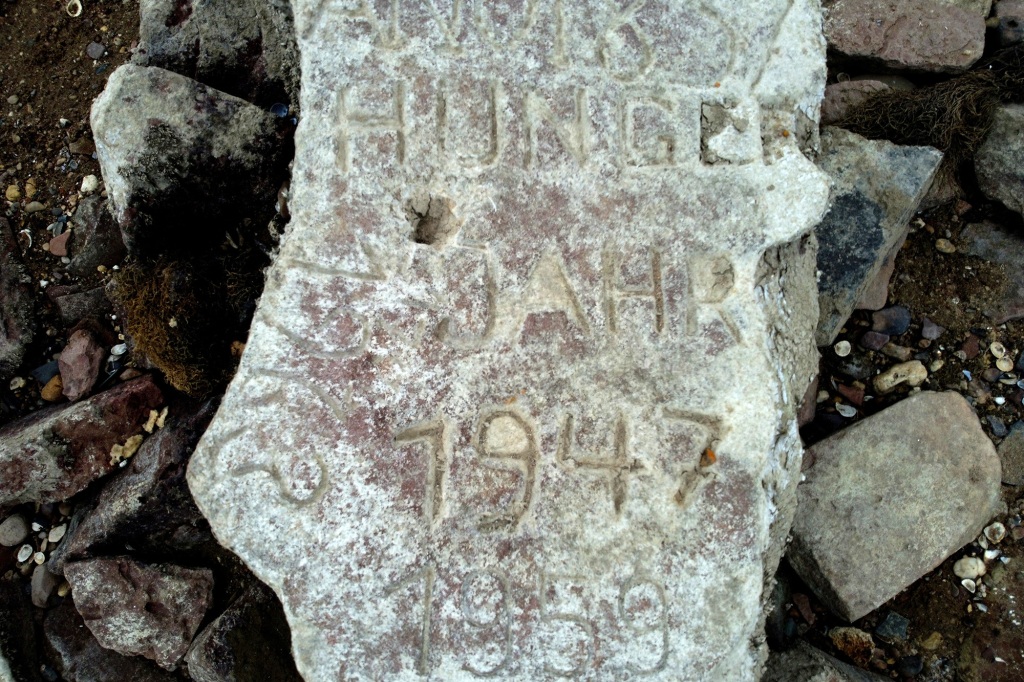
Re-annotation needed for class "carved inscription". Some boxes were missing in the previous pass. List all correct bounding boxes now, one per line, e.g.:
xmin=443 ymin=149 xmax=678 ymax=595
xmin=474 ymin=409 xmax=540 ymax=532
xmin=556 ymin=414 xmax=645 ymax=514
xmin=395 ymin=418 xmax=451 ymax=528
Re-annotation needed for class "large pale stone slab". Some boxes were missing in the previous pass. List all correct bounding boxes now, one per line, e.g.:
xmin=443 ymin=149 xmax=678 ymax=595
xmin=187 ymin=2 xmax=830 ymax=679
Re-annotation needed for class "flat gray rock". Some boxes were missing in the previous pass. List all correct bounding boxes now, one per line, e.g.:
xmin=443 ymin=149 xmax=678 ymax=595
xmin=788 ymin=391 xmax=1002 ymax=621
xmin=976 ymin=104 xmax=1024 ymax=218
xmin=187 ymin=1 xmax=831 ymax=679
xmin=814 ymin=128 xmax=942 ymax=345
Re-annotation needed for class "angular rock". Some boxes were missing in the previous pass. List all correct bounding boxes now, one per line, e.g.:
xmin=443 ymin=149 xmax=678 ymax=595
xmin=65 ymin=557 xmax=214 ymax=670
xmin=48 ymin=402 xmax=216 ymax=573
xmin=66 ymin=196 xmax=127 ymax=277
xmin=998 ymin=421 xmax=1024 ymax=486
xmin=50 ymin=287 xmax=112 ymax=326
xmin=134 ymin=0 xmax=300 ymax=109
xmin=976 ymin=104 xmax=1024 ymax=217
xmin=59 ymin=329 xmax=106 ymax=402
xmin=0 ymin=376 xmax=163 ymax=509
xmin=814 ymin=128 xmax=942 ymax=345
xmin=43 ymin=599 xmax=178 ymax=682
xmin=821 ymin=80 xmax=889 ymax=126
xmin=763 ymin=641 xmax=889 ymax=681
xmin=960 ymin=220 xmax=1024 ymax=324
xmin=185 ymin=583 xmax=301 ymax=682
xmin=0 ymin=218 xmax=34 ymax=380
xmin=823 ymin=0 xmax=986 ymax=73
xmin=788 ymin=391 xmax=1002 ymax=621
xmin=91 ymin=65 xmax=293 ymax=259
xmin=187 ymin=1 xmax=831 ymax=679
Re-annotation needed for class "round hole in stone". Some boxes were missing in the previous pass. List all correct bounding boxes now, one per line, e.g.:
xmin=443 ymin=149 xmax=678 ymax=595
xmin=406 ymin=194 xmax=460 ymax=248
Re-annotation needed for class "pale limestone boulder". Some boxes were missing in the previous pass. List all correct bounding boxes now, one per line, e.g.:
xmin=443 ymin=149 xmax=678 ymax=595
xmin=187 ymin=1 xmax=831 ymax=679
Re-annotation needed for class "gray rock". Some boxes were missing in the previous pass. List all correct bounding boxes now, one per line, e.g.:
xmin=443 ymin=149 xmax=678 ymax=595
xmin=960 ymin=220 xmax=1024 ymax=324
xmin=0 ymin=218 xmax=34 ymax=380
xmin=185 ymin=583 xmax=301 ymax=682
xmin=870 ymin=306 xmax=911 ymax=336
xmin=85 ymin=42 xmax=105 ymax=60
xmin=0 ymin=376 xmax=163 ymax=510
xmin=43 ymin=599 xmax=178 ymax=682
xmin=788 ymin=391 xmax=1002 ymax=621
xmin=821 ymin=80 xmax=889 ymax=126
xmin=0 ymin=514 xmax=28 ymax=546
xmin=134 ymin=0 xmax=299 ymax=109
xmin=50 ymin=287 xmax=112 ymax=327
xmin=66 ymin=196 xmax=127 ymax=277
xmin=48 ymin=402 xmax=216 ymax=574
xmin=823 ymin=0 xmax=986 ymax=73
xmin=763 ymin=641 xmax=890 ymax=681
xmin=186 ymin=0 xmax=832 ymax=678
xmin=91 ymin=64 xmax=292 ymax=259
xmin=31 ymin=564 xmax=60 ymax=608
xmin=65 ymin=557 xmax=214 ymax=670
xmin=58 ymin=329 xmax=106 ymax=402
xmin=814 ymin=128 xmax=942 ymax=345
xmin=976 ymin=104 xmax=1024 ymax=217
xmin=998 ymin=421 xmax=1024 ymax=485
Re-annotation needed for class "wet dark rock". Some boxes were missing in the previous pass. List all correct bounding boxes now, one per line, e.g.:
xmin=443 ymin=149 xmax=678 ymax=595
xmin=981 ymin=367 xmax=1004 ymax=383
xmin=895 ymin=654 xmax=924 ymax=677
xmin=135 ymin=0 xmax=299 ymax=108
xmin=91 ymin=64 xmax=293 ymax=260
xmin=0 ymin=376 xmax=163 ymax=509
xmin=860 ymin=330 xmax=890 ymax=351
xmin=921 ymin=317 xmax=945 ymax=340
xmin=66 ymin=196 xmax=127 ymax=277
xmin=814 ymin=128 xmax=942 ymax=345
xmin=875 ymin=610 xmax=909 ymax=642
xmin=871 ymin=306 xmax=911 ymax=336
xmin=988 ymin=415 xmax=1009 ymax=438
xmin=48 ymin=402 xmax=216 ymax=573
xmin=0 ymin=217 xmax=35 ymax=380
xmin=185 ymin=583 xmax=301 ymax=682
xmin=30 ymin=360 xmax=60 ymax=385
xmin=58 ymin=329 xmax=106 ymax=402
xmin=43 ymin=598 xmax=178 ymax=682
xmin=65 ymin=556 xmax=214 ymax=670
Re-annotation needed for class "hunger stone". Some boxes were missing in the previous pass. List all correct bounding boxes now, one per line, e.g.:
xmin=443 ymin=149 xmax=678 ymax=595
xmin=186 ymin=1 xmax=830 ymax=679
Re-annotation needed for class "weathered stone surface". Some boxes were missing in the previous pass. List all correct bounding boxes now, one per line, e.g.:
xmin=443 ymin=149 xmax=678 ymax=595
xmin=961 ymin=220 xmax=1024 ymax=324
xmin=789 ymin=391 xmax=1002 ymax=621
xmin=935 ymin=0 xmax=993 ymax=17
xmin=998 ymin=421 xmax=1024 ymax=486
xmin=764 ymin=641 xmax=889 ymax=681
xmin=50 ymin=287 xmax=112 ymax=326
xmin=135 ymin=0 xmax=300 ymax=109
xmin=995 ymin=0 xmax=1024 ymax=47
xmin=185 ymin=583 xmax=301 ymax=682
xmin=820 ymin=80 xmax=889 ymax=126
xmin=0 ymin=514 xmax=28 ymax=546
xmin=43 ymin=598 xmax=178 ymax=682
xmin=188 ymin=1 xmax=830 ymax=679
xmin=65 ymin=557 xmax=214 ymax=670
xmin=66 ymin=196 xmax=127 ymax=277
xmin=0 ymin=376 xmax=163 ymax=509
xmin=48 ymin=402 xmax=215 ymax=573
xmin=59 ymin=329 xmax=106 ymax=402
xmin=976 ymin=104 xmax=1024 ymax=217
xmin=823 ymin=0 xmax=986 ymax=73
xmin=91 ymin=64 xmax=292 ymax=259
xmin=0 ymin=217 xmax=34 ymax=381
xmin=814 ymin=128 xmax=942 ymax=345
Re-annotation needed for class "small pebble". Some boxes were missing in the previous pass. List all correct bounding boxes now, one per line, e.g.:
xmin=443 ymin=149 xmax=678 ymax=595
xmin=962 ymin=578 xmax=977 ymax=593
xmin=984 ymin=548 xmax=1000 ymax=561
xmin=991 ymin=342 xmax=1007 ymax=359
xmin=5 ymin=184 xmax=20 ymax=201
xmin=984 ymin=522 xmax=1007 ymax=544
xmin=41 ymin=375 xmax=64 ymax=402
xmin=16 ymin=544 xmax=33 ymax=563
xmin=997 ymin=356 xmax=1014 ymax=372
xmin=929 ymin=359 xmax=945 ymax=372
xmin=834 ymin=340 xmax=852 ymax=357
xmin=80 ymin=174 xmax=99 ymax=194
xmin=6 ymin=95 xmax=17 ymax=105
xmin=921 ymin=317 xmax=945 ymax=340
xmin=860 ymin=330 xmax=890 ymax=351
xmin=874 ymin=360 xmax=928 ymax=394
xmin=24 ymin=201 xmax=46 ymax=213
xmin=47 ymin=524 xmax=66 ymax=544
xmin=954 ymin=556 xmax=986 ymax=580
xmin=872 ymin=306 xmax=912 ymax=336
xmin=0 ymin=515 xmax=29 ymax=547
xmin=86 ymin=41 xmax=105 ymax=59
xmin=48 ymin=232 xmax=70 ymax=257
xmin=988 ymin=415 xmax=1008 ymax=438
xmin=836 ymin=403 xmax=857 ymax=418
xmin=920 ymin=631 xmax=943 ymax=651
xmin=875 ymin=611 xmax=909 ymax=642
xmin=936 ymin=238 xmax=956 ymax=253
xmin=33 ymin=552 xmax=45 ymax=565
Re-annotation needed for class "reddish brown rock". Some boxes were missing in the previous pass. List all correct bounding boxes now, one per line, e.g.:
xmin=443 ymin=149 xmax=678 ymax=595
xmin=65 ymin=557 xmax=214 ymax=670
xmin=48 ymin=231 xmax=71 ymax=257
xmin=44 ymin=598 xmax=178 ymax=682
xmin=0 ymin=376 xmax=163 ymax=509
xmin=821 ymin=80 xmax=890 ymax=126
xmin=824 ymin=0 xmax=986 ymax=73
xmin=59 ymin=329 xmax=106 ymax=401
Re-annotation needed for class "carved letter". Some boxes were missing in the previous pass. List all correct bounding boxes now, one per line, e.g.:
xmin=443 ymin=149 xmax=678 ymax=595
xmin=524 ymin=89 xmax=590 ymax=168
xmin=395 ymin=418 xmax=451 ymax=529
xmin=502 ymin=250 xmax=591 ymax=339
xmin=475 ymin=409 xmax=540 ymax=532
xmin=437 ymin=79 xmax=505 ymax=168
xmin=602 ymin=247 xmax=665 ymax=335
xmin=337 ymin=81 xmax=408 ymax=173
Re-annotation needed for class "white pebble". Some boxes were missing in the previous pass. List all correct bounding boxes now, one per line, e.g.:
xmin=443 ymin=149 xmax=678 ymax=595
xmin=47 ymin=524 xmax=66 ymax=544
xmin=33 ymin=552 xmax=45 ymax=565
xmin=962 ymin=578 xmax=977 ymax=593
xmin=834 ymin=340 xmax=851 ymax=357
xmin=30 ymin=522 xmax=42 ymax=532
xmin=16 ymin=544 xmax=32 ymax=563
xmin=836 ymin=404 xmax=857 ymax=418
xmin=954 ymin=556 xmax=986 ymax=580
xmin=997 ymin=357 xmax=1014 ymax=372
xmin=80 ymin=174 xmax=99 ymax=194
xmin=991 ymin=342 xmax=1007 ymax=359
xmin=8 ymin=377 xmax=25 ymax=390
xmin=984 ymin=549 xmax=1001 ymax=561
xmin=984 ymin=522 xmax=1007 ymax=544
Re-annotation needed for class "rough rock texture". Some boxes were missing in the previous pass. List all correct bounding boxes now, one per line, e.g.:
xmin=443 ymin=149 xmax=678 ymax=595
xmin=66 ymin=196 xmax=127 ymax=277
xmin=975 ymin=104 xmax=1024 ymax=217
xmin=935 ymin=0 xmax=993 ymax=17
xmin=820 ymin=80 xmax=889 ymax=126
xmin=90 ymin=64 xmax=292 ymax=259
xmin=814 ymin=128 xmax=942 ymax=345
xmin=44 ymin=598 xmax=179 ymax=682
xmin=764 ymin=641 xmax=889 ymax=681
xmin=50 ymin=287 xmax=112 ymax=327
xmin=823 ymin=0 xmax=986 ymax=73
xmin=48 ymin=402 xmax=216 ymax=573
xmin=134 ymin=0 xmax=300 ymax=108
xmin=187 ymin=1 xmax=830 ymax=679
xmin=0 ymin=217 xmax=34 ymax=380
xmin=65 ymin=557 xmax=214 ymax=670
xmin=788 ymin=391 xmax=1002 ymax=621
xmin=185 ymin=583 xmax=301 ymax=682
xmin=960 ymin=220 xmax=1024 ymax=324
xmin=0 ymin=376 xmax=163 ymax=510
xmin=998 ymin=421 xmax=1024 ymax=486
xmin=59 ymin=329 xmax=106 ymax=402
